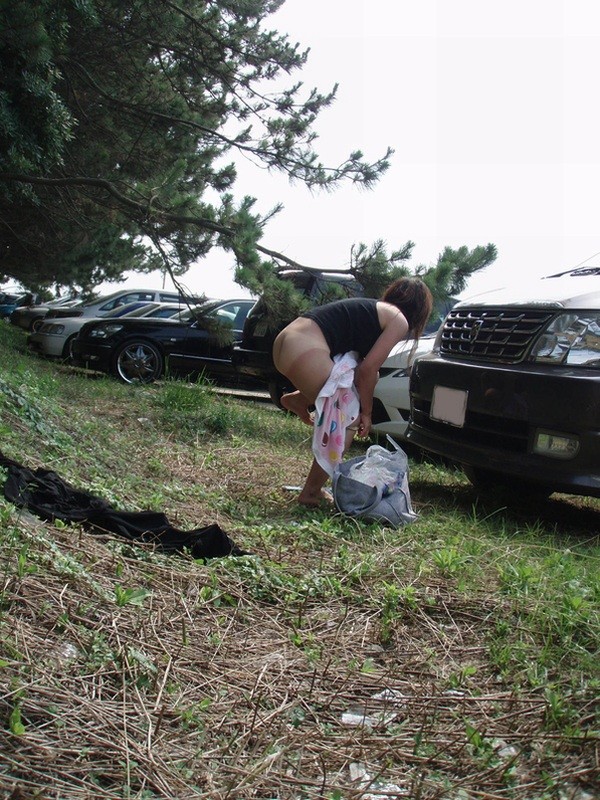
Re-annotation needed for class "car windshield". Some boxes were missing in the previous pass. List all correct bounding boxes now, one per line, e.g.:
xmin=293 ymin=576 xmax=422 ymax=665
xmin=110 ymin=302 xmax=150 ymax=317
xmin=545 ymin=266 xmax=600 ymax=278
xmin=175 ymin=302 xmax=220 ymax=323
xmin=141 ymin=306 xmax=181 ymax=319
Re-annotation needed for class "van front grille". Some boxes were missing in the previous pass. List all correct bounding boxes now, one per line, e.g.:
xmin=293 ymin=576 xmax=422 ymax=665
xmin=440 ymin=307 xmax=554 ymax=363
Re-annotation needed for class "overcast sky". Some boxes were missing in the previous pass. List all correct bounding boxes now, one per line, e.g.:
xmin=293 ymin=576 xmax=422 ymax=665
xmin=112 ymin=0 xmax=600 ymax=301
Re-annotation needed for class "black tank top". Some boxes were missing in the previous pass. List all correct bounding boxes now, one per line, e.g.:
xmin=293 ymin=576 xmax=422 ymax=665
xmin=301 ymin=298 xmax=382 ymax=358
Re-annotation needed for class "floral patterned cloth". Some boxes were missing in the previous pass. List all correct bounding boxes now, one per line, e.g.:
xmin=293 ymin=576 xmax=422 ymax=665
xmin=312 ymin=352 xmax=360 ymax=476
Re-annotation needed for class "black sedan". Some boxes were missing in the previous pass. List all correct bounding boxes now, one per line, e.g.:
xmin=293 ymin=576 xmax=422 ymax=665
xmin=71 ymin=299 xmax=255 ymax=384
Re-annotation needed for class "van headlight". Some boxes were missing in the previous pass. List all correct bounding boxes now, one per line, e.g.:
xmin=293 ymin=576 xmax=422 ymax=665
xmin=89 ymin=323 xmax=125 ymax=338
xmin=529 ymin=313 xmax=600 ymax=366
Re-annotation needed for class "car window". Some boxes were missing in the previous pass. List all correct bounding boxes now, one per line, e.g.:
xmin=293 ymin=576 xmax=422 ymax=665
xmin=99 ymin=297 xmax=124 ymax=311
xmin=175 ymin=302 xmax=212 ymax=322
xmin=176 ymin=308 xmax=196 ymax=322
xmin=286 ymin=272 xmax=314 ymax=292
xmin=211 ymin=308 xmax=236 ymax=325
xmin=209 ymin=301 xmax=253 ymax=327
xmin=99 ymin=292 xmax=156 ymax=311
xmin=111 ymin=302 xmax=150 ymax=317
xmin=144 ymin=306 xmax=182 ymax=318
xmin=312 ymin=276 xmax=362 ymax=301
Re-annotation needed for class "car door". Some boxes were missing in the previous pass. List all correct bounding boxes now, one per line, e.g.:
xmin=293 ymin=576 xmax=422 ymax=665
xmin=170 ymin=301 xmax=253 ymax=374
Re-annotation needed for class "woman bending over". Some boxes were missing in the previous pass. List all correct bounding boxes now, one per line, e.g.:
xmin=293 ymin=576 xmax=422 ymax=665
xmin=272 ymin=277 xmax=434 ymax=506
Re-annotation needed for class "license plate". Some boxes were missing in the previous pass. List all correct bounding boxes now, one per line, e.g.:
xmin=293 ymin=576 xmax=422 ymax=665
xmin=431 ymin=385 xmax=468 ymax=427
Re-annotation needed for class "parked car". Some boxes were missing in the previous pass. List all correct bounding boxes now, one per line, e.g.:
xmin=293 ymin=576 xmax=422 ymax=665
xmin=71 ymin=299 xmax=255 ymax=384
xmin=44 ymin=288 xmax=197 ymax=322
xmin=371 ymin=297 xmax=458 ymax=441
xmin=0 ymin=291 xmax=39 ymax=319
xmin=407 ymin=267 xmax=600 ymax=498
xmin=28 ymin=301 xmax=183 ymax=360
xmin=10 ymin=296 xmax=81 ymax=332
xmin=233 ymin=268 xmax=363 ymax=404
xmin=371 ymin=338 xmax=438 ymax=442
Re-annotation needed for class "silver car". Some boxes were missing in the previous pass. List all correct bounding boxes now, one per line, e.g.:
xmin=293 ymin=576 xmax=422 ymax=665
xmin=42 ymin=288 xmax=196 ymax=322
xmin=28 ymin=302 xmax=182 ymax=360
xmin=10 ymin=296 xmax=81 ymax=332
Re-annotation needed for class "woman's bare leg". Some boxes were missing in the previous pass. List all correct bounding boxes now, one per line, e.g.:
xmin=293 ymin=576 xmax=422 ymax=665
xmin=273 ymin=319 xmax=354 ymax=506
xmin=298 ymin=458 xmax=331 ymax=506
xmin=298 ymin=426 xmax=358 ymax=506
xmin=344 ymin=425 xmax=358 ymax=451
xmin=280 ymin=390 xmax=313 ymax=425
xmin=273 ymin=320 xmax=333 ymax=402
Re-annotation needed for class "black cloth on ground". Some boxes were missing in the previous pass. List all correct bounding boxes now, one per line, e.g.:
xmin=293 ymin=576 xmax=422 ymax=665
xmin=0 ymin=452 xmax=247 ymax=559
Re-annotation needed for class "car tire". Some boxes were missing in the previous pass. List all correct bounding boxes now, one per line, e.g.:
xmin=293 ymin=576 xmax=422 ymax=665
xmin=463 ymin=465 xmax=552 ymax=500
xmin=61 ymin=334 xmax=78 ymax=362
xmin=268 ymin=377 xmax=295 ymax=409
xmin=113 ymin=340 xmax=164 ymax=384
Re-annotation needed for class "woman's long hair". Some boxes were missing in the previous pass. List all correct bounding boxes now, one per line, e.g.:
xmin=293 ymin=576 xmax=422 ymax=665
xmin=381 ymin=277 xmax=434 ymax=340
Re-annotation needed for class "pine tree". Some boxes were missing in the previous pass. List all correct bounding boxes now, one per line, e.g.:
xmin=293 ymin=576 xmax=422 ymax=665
xmin=0 ymin=1 xmax=495 ymax=307
xmin=0 ymin=0 xmax=391 ymax=290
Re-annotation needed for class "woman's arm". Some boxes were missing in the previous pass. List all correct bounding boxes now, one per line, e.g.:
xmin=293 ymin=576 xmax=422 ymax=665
xmin=354 ymin=308 xmax=409 ymax=436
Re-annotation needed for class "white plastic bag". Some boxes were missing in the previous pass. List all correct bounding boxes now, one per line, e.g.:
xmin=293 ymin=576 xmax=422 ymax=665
xmin=348 ymin=445 xmax=402 ymax=495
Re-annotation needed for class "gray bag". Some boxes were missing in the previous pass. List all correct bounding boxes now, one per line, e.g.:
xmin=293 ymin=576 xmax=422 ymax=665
xmin=332 ymin=439 xmax=418 ymax=527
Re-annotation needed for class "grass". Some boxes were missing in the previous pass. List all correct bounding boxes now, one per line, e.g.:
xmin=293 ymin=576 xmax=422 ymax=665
xmin=0 ymin=321 xmax=598 ymax=799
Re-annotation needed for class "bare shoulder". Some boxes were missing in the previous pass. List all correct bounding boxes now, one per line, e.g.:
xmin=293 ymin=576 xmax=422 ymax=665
xmin=376 ymin=301 xmax=408 ymax=330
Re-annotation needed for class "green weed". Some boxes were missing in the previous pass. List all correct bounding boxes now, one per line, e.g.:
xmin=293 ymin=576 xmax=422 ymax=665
xmin=8 ymin=702 xmax=26 ymax=735
xmin=0 ymin=319 xmax=599 ymax=799
xmin=432 ymin=545 xmax=467 ymax=576
xmin=114 ymin=585 xmax=152 ymax=607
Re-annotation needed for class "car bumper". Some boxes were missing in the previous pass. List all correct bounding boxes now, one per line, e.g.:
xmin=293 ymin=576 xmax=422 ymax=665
xmin=27 ymin=333 xmax=65 ymax=358
xmin=232 ymin=346 xmax=278 ymax=381
xmin=371 ymin=372 xmax=411 ymax=438
xmin=9 ymin=312 xmax=31 ymax=329
xmin=71 ymin=339 xmax=113 ymax=372
xmin=407 ymin=355 xmax=600 ymax=497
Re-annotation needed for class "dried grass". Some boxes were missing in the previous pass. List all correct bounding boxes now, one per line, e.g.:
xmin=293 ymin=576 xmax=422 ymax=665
xmin=0 ymin=388 xmax=598 ymax=799
xmin=1 ymin=520 xmax=597 ymax=798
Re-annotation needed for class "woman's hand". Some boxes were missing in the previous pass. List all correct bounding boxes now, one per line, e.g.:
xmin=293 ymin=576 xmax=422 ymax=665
xmin=357 ymin=412 xmax=372 ymax=438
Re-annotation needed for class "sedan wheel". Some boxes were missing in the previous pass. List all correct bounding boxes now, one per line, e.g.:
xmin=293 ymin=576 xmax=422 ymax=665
xmin=114 ymin=341 xmax=163 ymax=384
xmin=61 ymin=334 xmax=78 ymax=363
